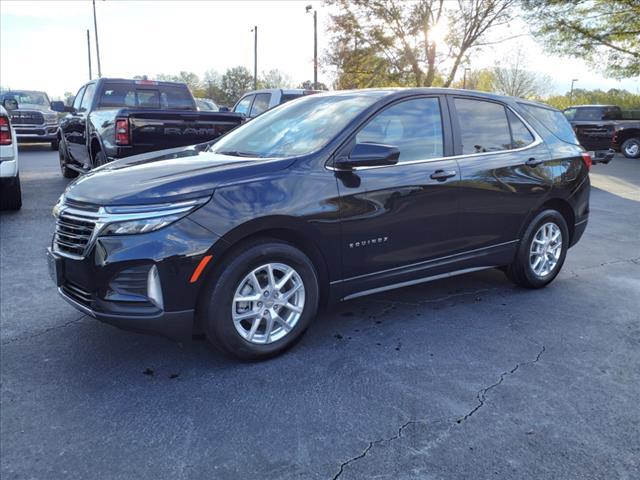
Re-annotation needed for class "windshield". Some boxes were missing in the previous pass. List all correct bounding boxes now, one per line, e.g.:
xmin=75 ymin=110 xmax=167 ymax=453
xmin=213 ymin=93 xmax=385 ymax=158
xmin=0 ymin=91 xmax=50 ymax=107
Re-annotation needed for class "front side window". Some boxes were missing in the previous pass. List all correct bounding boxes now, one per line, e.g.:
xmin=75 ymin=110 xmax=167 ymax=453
xmin=455 ymin=98 xmax=512 ymax=154
xmin=72 ymin=87 xmax=85 ymax=110
xmin=355 ymin=97 xmax=444 ymax=163
xmin=213 ymin=93 xmax=385 ymax=158
xmin=250 ymin=93 xmax=271 ymax=117
xmin=79 ymin=84 xmax=96 ymax=112
xmin=234 ymin=95 xmax=254 ymax=116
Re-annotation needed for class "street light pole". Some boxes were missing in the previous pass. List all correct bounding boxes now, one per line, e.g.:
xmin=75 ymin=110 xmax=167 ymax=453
xmin=92 ymin=0 xmax=102 ymax=78
xmin=86 ymin=29 xmax=92 ymax=80
xmin=306 ymin=5 xmax=318 ymax=89
xmin=252 ymin=26 xmax=258 ymax=90
xmin=569 ymin=78 xmax=578 ymax=105
xmin=463 ymin=68 xmax=471 ymax=89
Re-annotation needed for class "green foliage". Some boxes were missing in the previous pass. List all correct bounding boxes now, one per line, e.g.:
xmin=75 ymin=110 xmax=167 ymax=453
xmin=544 ymin=88 xmax=640 ymax=110
xmin=523 ymin=0 xmax=640 ymax=78
xmin=297 ymin=80 xmax=329 ymax=90
xmin=220 ymin=66 xmax=254 ymax=105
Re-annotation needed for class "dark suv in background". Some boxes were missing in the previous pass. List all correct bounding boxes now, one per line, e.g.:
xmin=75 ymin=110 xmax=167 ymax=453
xmin=47 ymin=89 xmax=590 ymax=360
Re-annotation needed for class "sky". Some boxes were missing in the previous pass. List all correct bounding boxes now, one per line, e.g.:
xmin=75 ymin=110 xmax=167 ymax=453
xmin=1 ymin=0 xmax=638 ymax=99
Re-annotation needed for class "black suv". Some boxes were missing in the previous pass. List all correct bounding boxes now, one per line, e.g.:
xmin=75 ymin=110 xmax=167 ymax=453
xmin=47 ymin=89 xmax=591 ymax=360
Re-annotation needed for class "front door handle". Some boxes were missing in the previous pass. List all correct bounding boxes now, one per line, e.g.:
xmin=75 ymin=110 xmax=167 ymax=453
xmin=430 ymin=169 xmax=457 ymax=181
xmin=525 ymin=157 xmax=544 ymax=167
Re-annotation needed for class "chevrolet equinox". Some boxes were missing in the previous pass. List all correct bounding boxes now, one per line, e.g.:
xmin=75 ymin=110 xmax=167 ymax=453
xmin=47 ymin=89 xmax=591 ymax=360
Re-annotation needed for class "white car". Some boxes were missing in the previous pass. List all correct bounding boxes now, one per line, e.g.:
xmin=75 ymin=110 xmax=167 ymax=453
xmin=232 ymin=88 xmax=319 ymax=119
xmin=0 ymin=105 xmax=21 ymax=210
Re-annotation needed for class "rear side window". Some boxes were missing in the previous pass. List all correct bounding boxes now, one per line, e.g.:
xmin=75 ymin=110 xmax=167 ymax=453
xmin=454 ymin=98 xmax=511 ymax=154
xmin=234 ymin=95 xmax=253 ymax=116
xmin=281 ymin=93 xmax=304 ymax=104
xmin=507 ymin=110 xmax=535 ymax=148
xmin=250 ymin=93 xmax=271 ymax=117
xmin=519 ymin=103 xmax=579 ymax=145
xmin=356 ymin=97 xmax=444 ymax=163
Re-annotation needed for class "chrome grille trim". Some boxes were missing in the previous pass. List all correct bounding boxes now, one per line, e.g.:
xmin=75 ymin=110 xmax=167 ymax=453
xmin=53 ymin=203 xmax=101 ymax=260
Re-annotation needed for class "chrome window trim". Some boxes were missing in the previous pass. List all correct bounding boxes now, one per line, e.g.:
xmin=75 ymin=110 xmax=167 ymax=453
xmin=327 ymin=103 xmax=543 ymax=172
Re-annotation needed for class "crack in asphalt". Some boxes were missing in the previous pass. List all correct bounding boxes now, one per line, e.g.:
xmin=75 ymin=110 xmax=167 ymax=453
xmin=0 ymin=314 xmax=87 ymax=346
xmin=371 ymin=287 xmax=503 ymax=308
xmin=330 ymin=343 xmax=546 ymax=479
xmin=567 ymin=256 xmax=640 ymax=277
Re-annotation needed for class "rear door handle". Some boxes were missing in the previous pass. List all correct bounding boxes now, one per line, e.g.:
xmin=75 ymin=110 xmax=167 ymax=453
xmin=525 ymin=157 xmax=544 ymax=167
xmin=430 ymin=169 xmax=457 ymax=181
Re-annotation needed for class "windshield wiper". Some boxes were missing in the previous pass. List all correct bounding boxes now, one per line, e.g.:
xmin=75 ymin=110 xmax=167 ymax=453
xmin=216 ymin=150 xmax=262 ymax=158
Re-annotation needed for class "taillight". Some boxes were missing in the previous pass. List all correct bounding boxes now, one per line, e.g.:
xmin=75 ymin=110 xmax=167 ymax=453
xmin=115 ymin=118 xmax=129 ymax=145
xmin=581 ymin=152 xmax=592 ymax=171
xmin=0 ymin=116 xmax=12 ymax=145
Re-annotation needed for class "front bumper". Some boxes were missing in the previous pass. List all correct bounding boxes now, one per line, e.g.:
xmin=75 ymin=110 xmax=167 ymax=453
xmin=47 ymin=217 xmax=221 ymax=341
xmin=15 ymin=124 xmax=58 ymax=142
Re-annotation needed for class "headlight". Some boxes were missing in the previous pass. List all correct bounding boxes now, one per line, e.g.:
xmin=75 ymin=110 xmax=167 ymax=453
xmin=99 ymin=197 xmax=210 ymax=236
xmin=46 ymin=113 xmax=59 ymax=124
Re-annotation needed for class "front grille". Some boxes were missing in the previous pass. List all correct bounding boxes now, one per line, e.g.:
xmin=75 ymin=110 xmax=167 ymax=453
xmin=62 ymin=281 xmax=92 ymax=307
xmin=10 ymin=111 xmax=44 ymax=125
xmin=54 ymin=202 xmax=100 ymax=259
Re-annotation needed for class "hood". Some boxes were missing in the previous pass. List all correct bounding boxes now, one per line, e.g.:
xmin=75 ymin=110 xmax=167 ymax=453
xmin=64 ymin=146 xmax=294 ymax=206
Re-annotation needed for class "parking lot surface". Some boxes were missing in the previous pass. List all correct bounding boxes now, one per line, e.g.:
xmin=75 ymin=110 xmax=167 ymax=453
xmin=1 ymin=146 xmax=639 ymax=479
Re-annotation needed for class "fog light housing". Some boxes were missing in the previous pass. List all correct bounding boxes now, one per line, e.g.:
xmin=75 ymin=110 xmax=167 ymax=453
xmin=147 ymin=265 xmax=164 ymax=310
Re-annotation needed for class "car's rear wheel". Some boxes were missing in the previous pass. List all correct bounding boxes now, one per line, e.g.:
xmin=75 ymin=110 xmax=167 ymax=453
xmin=0 ymin=175 xmax=22 ymax=210
xmin=94 ymin=150 xmax=108 ymax=168
xmin=199 ymin=240 xmax=319 ymax=360
xmin=621 ymin=138 xmax=640 ymax=159
xmin=59 ymin=140 xmax=78 ymax=178
xmin=505 ymin=209 xmax=569 ymax=289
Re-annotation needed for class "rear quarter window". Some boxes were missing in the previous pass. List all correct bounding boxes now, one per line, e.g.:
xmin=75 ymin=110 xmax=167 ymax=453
xmin=519 ymin=104 xmax=579 ymax=145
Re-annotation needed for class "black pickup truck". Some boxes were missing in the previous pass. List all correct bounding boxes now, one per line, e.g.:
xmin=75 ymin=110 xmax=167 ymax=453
xmin=54 ymin=78 xmax=244 ymax=177
xmin=563 ymin=105 xmax=640 ymax=158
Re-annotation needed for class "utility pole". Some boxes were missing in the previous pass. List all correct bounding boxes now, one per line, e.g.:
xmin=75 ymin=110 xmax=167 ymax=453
xmin=569 ymin=78 xmax=578 ymax=105
xmin=86 ymin=29 xmax=92 ymax=80
xmin=463 ymin=68 xmax=471 ymax=89
xmin=252 ymin=26 xmax=258 ymax=90
xmin=306 ymin=5 xmax=318 ymax=89
xmin=93 ymin=0 xmax=102 ymax=77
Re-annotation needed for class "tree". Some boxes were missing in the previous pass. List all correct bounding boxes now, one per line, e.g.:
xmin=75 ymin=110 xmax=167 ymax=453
xmin=63 ymin=91 xmax=75 ymax=106
xmin=544 ymin=88 xmax=640 ymax=110
xmin=490 ymin=46 xmax=551 ymax=98
xmin=260 ymin=69 xmax=293 ymax=89
xmin=202 ymin=69 xmax=226 ymax=103
xmin=221 ymin=66 xmax=254 ymax=104
xmin=297 ymin=80 xmax=329 ymax=90
xmin=450 ymin=68 xmax=495 ymax=91
xmin=523 ymin=0 xmax=640 ymax=78
xmin=325 ymin=0 xmax=517 ymax=88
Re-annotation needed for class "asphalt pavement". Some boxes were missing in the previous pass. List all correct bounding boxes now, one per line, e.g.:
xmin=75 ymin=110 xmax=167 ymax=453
xmin=1 ymin=145 xmax=639 ymax=479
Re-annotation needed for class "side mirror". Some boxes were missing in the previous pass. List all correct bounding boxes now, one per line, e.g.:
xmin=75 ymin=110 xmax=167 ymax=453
xmin=335 ymin=143 xmax=400 ymax=169
xmin=50 ymin=101 xmax=66 ymax=112
xmin=218 ymin=106 xmax=230 ymax=112
xmin=3 ymin=98 xmax=18 ymax=111
xmin=591 ymin=149 xmax=615 ymax=165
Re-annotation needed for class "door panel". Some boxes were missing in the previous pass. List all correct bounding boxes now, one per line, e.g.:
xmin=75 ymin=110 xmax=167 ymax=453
xmin=449 ymin=96 xmax=554 ymax=252
xmin=336 ymin=96 xmax=462 ymax=284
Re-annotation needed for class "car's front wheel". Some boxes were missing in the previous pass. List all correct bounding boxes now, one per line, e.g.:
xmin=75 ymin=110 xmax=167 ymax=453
xmin=199 ymin=239 xmax=319 ymax=360
xmin=59 ymin=140 xmax=78 ymax=178
xmin=621 ymin=137 xmax=640 ymax=159
xmin=505 ymin=209 xmax=569 ymax=289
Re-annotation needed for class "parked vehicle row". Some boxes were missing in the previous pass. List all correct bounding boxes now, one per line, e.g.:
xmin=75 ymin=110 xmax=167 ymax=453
xmin=48 ymin=88 xmax=591 ymax=360
xmin=564 ymin=104 xmax=640 ymax=158
xmin=232 ymin=88 xmax=318 ymax=119
xmin=53 ymin=78 xmax=245 ymax=177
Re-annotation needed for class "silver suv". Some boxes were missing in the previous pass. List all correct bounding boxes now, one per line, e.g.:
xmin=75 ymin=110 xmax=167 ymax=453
xmin=232 ymin=88 xmax=319 ymax=119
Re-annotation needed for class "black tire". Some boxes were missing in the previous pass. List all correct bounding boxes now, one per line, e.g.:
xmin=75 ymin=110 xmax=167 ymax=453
xmin=621 ymin=138 xmax=640 ymax=159
xmin=94 ymin=150 xmax=108 ymax=168
xmin=199 ymin=239 xmax=319 ymax=361
xmin=50 ymin=138 xmax=59 ymax=151
xmin=59 ymin=140 xmax=78 ymax=178
xmin=505 ymin=209 xmax=569 ymax=289
xmin=0 ymin=174 xmax=22 ymax=210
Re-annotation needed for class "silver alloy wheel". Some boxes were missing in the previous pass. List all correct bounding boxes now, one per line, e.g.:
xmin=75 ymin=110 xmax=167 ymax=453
xmin=232 ymin=263 xmax=306 ymax=345
xmin=624 ymin=140 xmax=639 ymax=157
xmin=529 ymin=222 xmax=563 ymax=277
